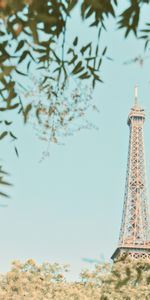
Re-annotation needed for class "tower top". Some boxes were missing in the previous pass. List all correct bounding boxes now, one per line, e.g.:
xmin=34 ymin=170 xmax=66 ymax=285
xmin=134 ymin=84 xmax=138 ymax=106
xmin=127 ymin=85 xmax=145 ymax=125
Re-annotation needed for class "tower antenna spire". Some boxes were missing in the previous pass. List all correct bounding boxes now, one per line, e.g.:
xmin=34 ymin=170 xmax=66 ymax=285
xmin=134 ymin=84 xmax=138 ymax=106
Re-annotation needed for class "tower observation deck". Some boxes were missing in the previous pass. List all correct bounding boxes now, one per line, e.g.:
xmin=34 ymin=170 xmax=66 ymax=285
xmin=112 ymin=87 xmax=150 ymax=261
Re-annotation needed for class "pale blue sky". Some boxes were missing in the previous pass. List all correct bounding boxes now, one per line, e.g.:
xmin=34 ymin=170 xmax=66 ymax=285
xmin=1 ymin=3 xmax=150 ymax=280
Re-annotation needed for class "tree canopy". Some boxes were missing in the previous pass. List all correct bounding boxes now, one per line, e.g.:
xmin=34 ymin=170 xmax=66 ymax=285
xmin=0 ymin=258 xmax=150 ymax=299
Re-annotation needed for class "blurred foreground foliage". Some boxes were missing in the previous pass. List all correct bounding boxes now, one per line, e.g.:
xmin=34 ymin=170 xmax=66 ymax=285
xmin=0 ymin=258 xmax=150 ymax=299
xmin=0 ymin=0 xmax=150 ymax=194
xmin=0 ymin=165 xmax=11 ymax=198
xmin=0 ymin=0 xmax=150 ymax=145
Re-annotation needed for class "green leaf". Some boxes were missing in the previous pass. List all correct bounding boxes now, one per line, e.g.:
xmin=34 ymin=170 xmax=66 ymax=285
xmin=80 ymin=43 xmax=92 ymax=55
xmin=15 ymin=40 xmax=25 ymax=53
xmin=4 ymin=121 xmax=12 ymax=126
xmin=85 ymin=7 xmax=94 ymax=19
xmin=18 ymin=51 xmax=28 ymax=64
xmin=0 ymin=191 xmax=9 ymax=198
xmin=102 ymin=47 xmax=107 ymax=56
xmin=97 ymin=58 xmax=102 ymax=69
xmin=72 ymin=61 xmax=83 ymax=74
xmin=0 ymin=31 xmax=5 ymax=36
xmin=145 ymin=39 xmax=149 ymax=50
xmin=7 ymin=103 xmax=19 ymax=110
xmin=140 ymin=29 xmax=150 ymax=33
xmin=67 ymin=48 xmax=74 ymax=54
xmin=79 ymin=72 xmax=91 ymax=79
xmin=0 ymin=180 xmax=12 ymax=186
xmin=16 ymin=69 xmax=27 ymax=76
xmin=0 ymin=66 xmax=15 ymax=80
xmin=73 ymin=37 xmax=78 ymax=46
xmin=0 ymin=167 xmax=9 ymax=176
xmin=27 ymin=60 xmax=32 ymax=72
xmin=67 ymin=0 xmax=78 ymax=12
xmin=10 ymin=132 xmax=17 ymax=140
xmin=0 ymin=131 xmax=8 ymax=140
xmin=0 ymin=108 xmax=7 ymax=112
xmin=23 ymin=103 xmax=32 ymax=123
xmin=14 ymin=147 xmax=19 ymax=158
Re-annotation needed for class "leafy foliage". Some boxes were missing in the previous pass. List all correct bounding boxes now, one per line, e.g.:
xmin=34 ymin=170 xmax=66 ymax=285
xmin=0 ymin=1 xmax=150 ymax=195
xmin=118 ymin=0 xmax=140 ymax=37
xmin=1 ymin=258 xmax=150 ymax=299
xmin=0 ymin=0 xmax=112 ymax=155
xmin=0 ymin=0 xmax=149 ymax=147
xmin=0 ymin=165 xmax=12 ymax=198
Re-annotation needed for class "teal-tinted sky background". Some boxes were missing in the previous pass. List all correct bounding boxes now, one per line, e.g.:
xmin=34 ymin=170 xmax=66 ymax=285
xmin=1 ymin=2 xmax=150 ymax=280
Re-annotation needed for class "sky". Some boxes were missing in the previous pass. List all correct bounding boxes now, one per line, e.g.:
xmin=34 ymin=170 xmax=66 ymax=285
xmin=1 ymin=2 xmax=150 ymax=280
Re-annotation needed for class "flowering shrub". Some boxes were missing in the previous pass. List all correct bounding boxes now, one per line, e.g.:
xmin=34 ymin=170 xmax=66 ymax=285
xmin=0 ymin=258 xmax=150 ymax=299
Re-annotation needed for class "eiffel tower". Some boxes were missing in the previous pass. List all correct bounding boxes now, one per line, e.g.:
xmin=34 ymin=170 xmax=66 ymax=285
xmin=112 ymin=86 xmax=150 ymax=261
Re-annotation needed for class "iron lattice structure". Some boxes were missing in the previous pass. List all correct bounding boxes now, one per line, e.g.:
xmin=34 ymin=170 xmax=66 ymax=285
xmin=112 ymin=87 xmax=150 ymax=261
